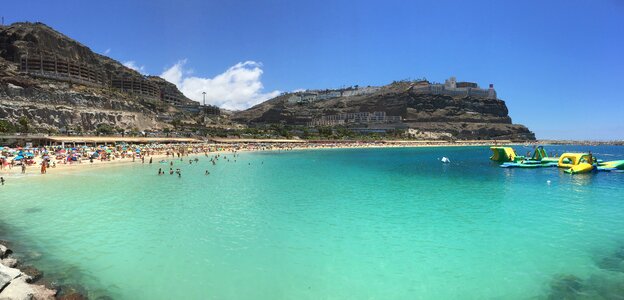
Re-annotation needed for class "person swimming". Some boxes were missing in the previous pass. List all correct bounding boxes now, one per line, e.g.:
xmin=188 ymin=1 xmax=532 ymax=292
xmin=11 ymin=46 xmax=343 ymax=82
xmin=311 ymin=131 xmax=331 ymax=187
xmin=158 ymin=168 xmax=162 ymax=175
xmin=169 ymin=168 xmax=174 ymax=175
xmin=205 ymin=170 xmax=210 ymax=175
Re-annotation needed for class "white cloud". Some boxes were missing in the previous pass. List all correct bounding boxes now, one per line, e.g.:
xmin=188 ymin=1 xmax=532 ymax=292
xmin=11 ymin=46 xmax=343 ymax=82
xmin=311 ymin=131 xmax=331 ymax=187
xmin=160 ymin=60 xmax=280 ymax=110
xmin=123 ymin=61 xmax=146 ymax=74
xmin=104 ymin=48 xmax=111 ymax=55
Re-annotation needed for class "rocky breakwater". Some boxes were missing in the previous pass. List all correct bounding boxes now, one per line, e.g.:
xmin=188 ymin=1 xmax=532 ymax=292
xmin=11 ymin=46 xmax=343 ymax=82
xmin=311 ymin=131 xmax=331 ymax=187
xmin=0 ymin=242 xmax=56 ymax=300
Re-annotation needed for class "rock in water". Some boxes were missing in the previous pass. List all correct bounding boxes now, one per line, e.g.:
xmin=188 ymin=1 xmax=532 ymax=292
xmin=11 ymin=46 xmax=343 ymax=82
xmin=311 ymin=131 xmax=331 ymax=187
xmin=20 ymin=266 xmax=43 ymax=283
xmin=548 ymin=274 xmax=583 ymax=300
xmin=0 ymin=257 xmax=17 ymax=268
xmin=0 ymin=276 xmax=56 ymax=300
xmin=0 ymin=245 xmax=11 ymax=259
xmin=0 ymin=263 xmax=22 ymax=291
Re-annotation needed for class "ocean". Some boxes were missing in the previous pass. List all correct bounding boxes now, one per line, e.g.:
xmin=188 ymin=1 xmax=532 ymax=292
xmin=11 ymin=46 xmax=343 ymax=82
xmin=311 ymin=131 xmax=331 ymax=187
xmin=1 ymin=145 xmax=624 ymax=299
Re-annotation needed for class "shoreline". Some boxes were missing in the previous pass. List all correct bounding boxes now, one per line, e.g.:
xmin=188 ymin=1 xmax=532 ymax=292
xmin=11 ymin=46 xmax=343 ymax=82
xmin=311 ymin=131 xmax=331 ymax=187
xmin=0 ymin=141 xmax=514 ymax=180
xmin=2 ymin=139 xmax=618 ymax=180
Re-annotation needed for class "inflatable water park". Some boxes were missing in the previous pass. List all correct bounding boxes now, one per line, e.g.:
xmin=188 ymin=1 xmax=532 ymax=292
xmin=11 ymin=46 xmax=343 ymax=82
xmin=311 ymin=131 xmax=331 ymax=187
xmin=490 ymin=146 xmax=624 ymax=174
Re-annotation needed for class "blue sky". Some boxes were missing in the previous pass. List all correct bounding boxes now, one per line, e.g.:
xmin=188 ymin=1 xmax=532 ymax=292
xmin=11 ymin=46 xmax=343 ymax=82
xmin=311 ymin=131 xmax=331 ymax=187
xmin=4 ymin=0 xmax=624 ymax=140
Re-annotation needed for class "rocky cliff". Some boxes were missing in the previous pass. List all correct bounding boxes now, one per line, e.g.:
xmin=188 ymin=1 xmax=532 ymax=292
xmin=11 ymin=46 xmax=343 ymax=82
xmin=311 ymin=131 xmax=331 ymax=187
xmin=0 ymin=22 xmax=197 ymax=133
xmin=233 ymin=81 xmax=535 ymax=140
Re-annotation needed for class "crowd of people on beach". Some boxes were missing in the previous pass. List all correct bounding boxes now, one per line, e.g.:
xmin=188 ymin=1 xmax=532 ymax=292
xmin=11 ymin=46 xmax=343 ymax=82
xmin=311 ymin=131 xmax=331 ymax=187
xmin=0 ymin=140 xmax=492 ymax=184
xmin=0 ymin=141 xmax=293 ymax=184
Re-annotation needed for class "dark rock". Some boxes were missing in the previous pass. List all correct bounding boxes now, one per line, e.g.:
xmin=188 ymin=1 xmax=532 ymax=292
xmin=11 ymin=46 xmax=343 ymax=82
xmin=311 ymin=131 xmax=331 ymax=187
xmin=597 ymin=256 xmax=624 ymax=273
xmin=548 ymin=274 xmax=584 ymax=300
xmin=55 ymin=284 xmax=88 ymax=300
xmin=0 ymin=244 xmax=12 ymax=259
xmin=0 ymin=256 xmax=18 ymax=268
xmin=57 ymin=292 xmax=87 ymax=300
xmin=585 ymin=273 xmax=624 ymax=300
xmin=596 ymin=246 xmax=624 ymax=273
xmin=20 ymin=266 xmax=42 ymax=283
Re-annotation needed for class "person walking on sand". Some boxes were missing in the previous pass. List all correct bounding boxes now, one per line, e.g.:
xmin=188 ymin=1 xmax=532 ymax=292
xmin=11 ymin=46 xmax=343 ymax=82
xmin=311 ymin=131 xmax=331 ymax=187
xmin=41 ymin=162 xmax=47 ymax=174
xmin=21 ymin=163 xmax=26 ymax=174
xmin=149 ymin=157 xmax=153 ymax=164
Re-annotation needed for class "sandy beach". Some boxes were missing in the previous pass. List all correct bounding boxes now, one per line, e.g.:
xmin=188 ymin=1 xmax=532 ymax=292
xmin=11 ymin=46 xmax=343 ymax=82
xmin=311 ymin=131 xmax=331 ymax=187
xmin=0 ymin=139 xmax=515 ymax=180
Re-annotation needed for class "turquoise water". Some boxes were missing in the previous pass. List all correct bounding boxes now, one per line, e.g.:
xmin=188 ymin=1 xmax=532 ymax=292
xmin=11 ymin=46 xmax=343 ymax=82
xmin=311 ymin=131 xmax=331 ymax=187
xmin=1 ymin=146 xmax=624 ymax=299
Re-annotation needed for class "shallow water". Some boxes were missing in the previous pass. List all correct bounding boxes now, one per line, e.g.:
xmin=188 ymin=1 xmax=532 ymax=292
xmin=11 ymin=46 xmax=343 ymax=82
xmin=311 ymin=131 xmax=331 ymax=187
xmin=1 ymin=145 xmax=623 ymax=299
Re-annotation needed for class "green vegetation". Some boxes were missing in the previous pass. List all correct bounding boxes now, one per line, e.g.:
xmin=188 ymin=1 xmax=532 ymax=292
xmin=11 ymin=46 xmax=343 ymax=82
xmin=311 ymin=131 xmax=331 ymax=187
xmin=0 ymin=120 xmax=17 ymax=133
xmin=18 ymin=116 xmax=29 ymax=133
xmin=96 ymin=123 xmax=114 ymax=135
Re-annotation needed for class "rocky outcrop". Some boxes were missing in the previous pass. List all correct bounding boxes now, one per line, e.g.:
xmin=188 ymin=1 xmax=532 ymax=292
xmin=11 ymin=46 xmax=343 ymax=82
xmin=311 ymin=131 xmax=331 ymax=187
xmin=0 ymin=243 xmax=56 ymax=300
xmin=233 ymin=81 xmax=535 ymax=140
xmin=0 ymin=22 xmax=199 ymax=133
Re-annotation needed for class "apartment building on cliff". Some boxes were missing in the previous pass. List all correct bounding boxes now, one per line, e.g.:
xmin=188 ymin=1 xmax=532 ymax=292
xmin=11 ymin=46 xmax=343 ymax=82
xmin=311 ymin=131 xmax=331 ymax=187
xmin=413 ymin=76 xmax=497 ymax=99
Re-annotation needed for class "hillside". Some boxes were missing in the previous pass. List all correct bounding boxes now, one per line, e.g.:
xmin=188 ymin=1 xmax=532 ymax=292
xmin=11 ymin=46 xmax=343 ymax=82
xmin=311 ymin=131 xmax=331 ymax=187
xmin=0 ymin=22 xmax=210 ymax=134
xmin=232 ymin=81 xmax=535 ymax=140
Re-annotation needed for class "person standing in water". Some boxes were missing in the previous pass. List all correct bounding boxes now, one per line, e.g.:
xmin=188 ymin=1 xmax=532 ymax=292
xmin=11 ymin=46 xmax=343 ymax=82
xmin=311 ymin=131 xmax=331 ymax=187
xmin=1 ymin=177 xmax=5 ymax=185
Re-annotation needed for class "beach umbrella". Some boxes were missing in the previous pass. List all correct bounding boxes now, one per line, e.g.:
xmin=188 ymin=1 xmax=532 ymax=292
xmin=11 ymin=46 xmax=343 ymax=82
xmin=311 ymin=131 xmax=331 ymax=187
xmin=13 ymin=155 xmax=24 ymax=161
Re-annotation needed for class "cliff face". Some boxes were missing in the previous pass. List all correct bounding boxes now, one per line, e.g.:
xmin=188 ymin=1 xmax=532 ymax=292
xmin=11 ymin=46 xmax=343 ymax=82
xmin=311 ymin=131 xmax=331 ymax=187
xmin=0 ymin=22 xmax=196 ymax=133
xmin=233 ymin=82 xmax=535 ymax=140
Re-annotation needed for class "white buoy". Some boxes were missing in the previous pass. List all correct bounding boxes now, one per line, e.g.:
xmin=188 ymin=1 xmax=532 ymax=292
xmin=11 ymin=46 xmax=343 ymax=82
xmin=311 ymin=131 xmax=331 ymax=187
xmin=441 ymin=157 xmax=450 ymax=163
xmin=547 ymin=180 xmax=551 ymax=185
